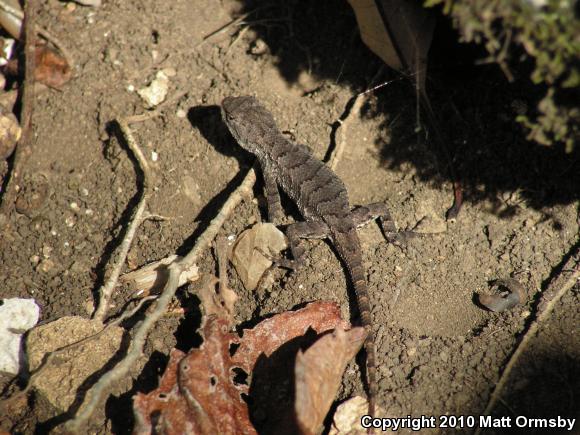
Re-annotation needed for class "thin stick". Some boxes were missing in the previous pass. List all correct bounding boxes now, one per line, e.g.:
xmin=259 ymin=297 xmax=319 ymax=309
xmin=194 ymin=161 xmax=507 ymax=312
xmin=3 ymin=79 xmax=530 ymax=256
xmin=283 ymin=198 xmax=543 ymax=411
xmin=92 ymin=118 xmax=153 ymax=321
xmin=328 ymin=67 xmax=385 ymax=171
xmin=329 ymin=96 xmax=363 ymax=171
xmin=64 ymin=167 xmax=256 ymax=432
xmin=0 ymin=0 xmax=36 ymax=221
xmin=475 ymin=253 xmax=579 ymax=434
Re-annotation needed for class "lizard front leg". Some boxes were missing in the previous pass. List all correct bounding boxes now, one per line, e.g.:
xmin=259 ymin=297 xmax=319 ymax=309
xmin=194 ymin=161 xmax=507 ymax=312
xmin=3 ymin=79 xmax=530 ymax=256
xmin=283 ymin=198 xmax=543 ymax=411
xmin=275 ymin=220 xmax=330 ymax=270
xmin=262 ymin=166 xmax=283 ymax=224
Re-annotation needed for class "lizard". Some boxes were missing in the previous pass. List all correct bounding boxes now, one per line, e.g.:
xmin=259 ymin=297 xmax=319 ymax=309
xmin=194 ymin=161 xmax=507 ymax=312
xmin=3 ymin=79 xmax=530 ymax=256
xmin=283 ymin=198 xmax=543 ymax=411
xmin=221 ymin=95 xmax=405 ymax=421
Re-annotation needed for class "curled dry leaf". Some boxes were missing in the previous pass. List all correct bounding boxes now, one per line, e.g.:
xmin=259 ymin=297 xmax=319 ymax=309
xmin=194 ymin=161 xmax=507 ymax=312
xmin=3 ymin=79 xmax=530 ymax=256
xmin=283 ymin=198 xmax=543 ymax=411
xmin=293 ymin=326 xmax=367 ymax=435
xmin=5 ymin=44 xmax=72 ymax=89
xmin=133 ymin=301 xmax=351 ymax=435
xmin=120 ymin=255 xmax=199 ymax=296
xmin=232 ymin=301 xmax=350 ymax=372
xmin=231 ymin=223 xmax=288 ymax=291
xmin=478 ymin=277 xmax=527 ymax=312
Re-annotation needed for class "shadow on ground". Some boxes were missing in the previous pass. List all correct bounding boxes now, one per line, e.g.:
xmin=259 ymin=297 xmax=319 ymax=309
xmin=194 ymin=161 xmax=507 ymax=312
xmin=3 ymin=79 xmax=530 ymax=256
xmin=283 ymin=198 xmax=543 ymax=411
xmin=234 ymin=0 xmax=579 ymax=212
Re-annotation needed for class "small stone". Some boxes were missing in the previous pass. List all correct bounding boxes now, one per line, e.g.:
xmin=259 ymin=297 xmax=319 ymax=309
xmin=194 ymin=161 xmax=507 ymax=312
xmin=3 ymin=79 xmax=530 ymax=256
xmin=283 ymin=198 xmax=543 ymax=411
xmin=42 ymin=245 xmax=52 ymax=258
xmin=69 ymin=202 xmax=79 ymax=211
xmin=151 ymin=151 xmax=159 ymax=162
xmin=65 ymin=214 xmax=76 ymax=227
xmin=29 ymin=255 xmax=40 ymax=265
xmin=176 ymin=109 xmax=186 ymax=118
xmin=162 ymin=67 xmax=177 ymax=77
xmin=37 ymin=259 xmax=56 ymax=274
xmin=80 ymin=188 xmax=89 ymax=197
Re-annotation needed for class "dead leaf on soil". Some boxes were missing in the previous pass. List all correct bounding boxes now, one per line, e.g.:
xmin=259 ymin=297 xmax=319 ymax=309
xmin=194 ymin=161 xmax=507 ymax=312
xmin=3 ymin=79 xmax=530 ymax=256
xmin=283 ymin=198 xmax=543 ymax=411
xmin=232 ymin=301 xmax=350 ymax=372
xmin=133 ymin=318 xmax=255 ymax=435
xmin=34 ymin=44 xmax=72 ymax=89
xmin=197 ymin=273 xmax=238 ymax=325
xmin=294 ymin=326 xmax=367 ymax=435
xmin=133 ymin=301 xmax=353 ymax=435
xmin=231 ymin=222 xmax=287 ymax=291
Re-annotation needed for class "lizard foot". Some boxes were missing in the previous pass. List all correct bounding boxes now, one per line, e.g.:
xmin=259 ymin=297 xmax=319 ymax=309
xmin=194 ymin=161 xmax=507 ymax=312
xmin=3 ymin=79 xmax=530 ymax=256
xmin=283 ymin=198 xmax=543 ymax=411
xmin=255 ymin=247 xmax=303 ymax=270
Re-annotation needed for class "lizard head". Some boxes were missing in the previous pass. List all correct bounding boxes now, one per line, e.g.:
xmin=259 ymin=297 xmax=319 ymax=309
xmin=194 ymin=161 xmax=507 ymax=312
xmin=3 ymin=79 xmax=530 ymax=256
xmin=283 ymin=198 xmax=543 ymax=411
xmin=221 ymin=96 xmax=279 ymax=157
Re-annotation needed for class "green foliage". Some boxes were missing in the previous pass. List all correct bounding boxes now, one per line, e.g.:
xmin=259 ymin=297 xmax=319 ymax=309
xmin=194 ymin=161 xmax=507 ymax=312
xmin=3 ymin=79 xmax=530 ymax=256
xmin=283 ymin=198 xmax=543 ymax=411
xmin=425 ymin=0 xmax=579 ymax=151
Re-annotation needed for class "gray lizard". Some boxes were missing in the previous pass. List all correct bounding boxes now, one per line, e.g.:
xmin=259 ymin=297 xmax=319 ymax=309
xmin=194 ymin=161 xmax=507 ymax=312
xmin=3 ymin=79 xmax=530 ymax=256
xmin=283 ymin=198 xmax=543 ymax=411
xmin=222 ymin=95 xmax=404 ymax=420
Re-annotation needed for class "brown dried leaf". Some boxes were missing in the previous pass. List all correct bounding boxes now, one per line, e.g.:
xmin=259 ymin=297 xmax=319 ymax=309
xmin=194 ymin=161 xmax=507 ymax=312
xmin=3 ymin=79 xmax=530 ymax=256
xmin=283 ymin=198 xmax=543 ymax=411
xmin=133 ymin=318 xmax=255 ymax=435
xmin=133 ymin=301 xmax=351 ymax=434
xmin=34 ymin=45 xmax=71 ymax=89
xmin=348 ymin=0 xmax=435 ymax=92
xmin=232 ymin=301 xmax=350 ymax=372
xmin=197 ymin=274 xmax=238 ymax=325
xmin=293 ymin=327 xmax=367 ymax=435
xmin=231 ymin=223 xmax=287 ymax=291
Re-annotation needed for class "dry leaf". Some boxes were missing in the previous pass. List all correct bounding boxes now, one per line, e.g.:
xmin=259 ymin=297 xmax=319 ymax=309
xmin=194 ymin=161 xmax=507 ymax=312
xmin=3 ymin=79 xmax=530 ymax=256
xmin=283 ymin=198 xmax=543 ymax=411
xmin=133 ymin=317 xmax=255 ymax=435
xmin=231 ymin=223 xmax=287 ymax=291
xmin=348 ymin=0 xmax=435 ymax=92
xmin=34 ymin=45 xmax=72 ymax=89
xmin=293 ymin=327 xmax=367 ymax=435
xmin=197 ymin=274 xmax=238 ymax=325
xmin=133 ymin=301 xmax=352 ymax=434
xmin=232 ymin=301 xmax=349 ymax=372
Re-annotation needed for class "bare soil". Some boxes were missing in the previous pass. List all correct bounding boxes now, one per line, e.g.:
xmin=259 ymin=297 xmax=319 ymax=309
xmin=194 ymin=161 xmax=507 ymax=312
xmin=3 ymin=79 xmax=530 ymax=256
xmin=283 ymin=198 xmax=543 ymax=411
xmin=0 ymin=0 xmax=578 ymax=434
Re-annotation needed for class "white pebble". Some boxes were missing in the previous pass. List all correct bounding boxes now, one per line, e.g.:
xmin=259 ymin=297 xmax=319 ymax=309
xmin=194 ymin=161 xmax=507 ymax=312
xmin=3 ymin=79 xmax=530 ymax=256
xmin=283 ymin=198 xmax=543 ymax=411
xmin=151 ymin=151 xmax=159 ymax=162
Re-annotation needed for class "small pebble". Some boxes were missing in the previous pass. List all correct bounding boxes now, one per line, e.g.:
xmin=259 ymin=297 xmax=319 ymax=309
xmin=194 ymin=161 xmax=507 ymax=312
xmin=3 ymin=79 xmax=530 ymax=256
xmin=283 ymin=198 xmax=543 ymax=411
xmin=70 ymin=202 xmax=79 ymax=211
xmin=151 ymin=151 xmax=159 ymax=162
xmin=176 ymin=109 xmax=186 ymax=119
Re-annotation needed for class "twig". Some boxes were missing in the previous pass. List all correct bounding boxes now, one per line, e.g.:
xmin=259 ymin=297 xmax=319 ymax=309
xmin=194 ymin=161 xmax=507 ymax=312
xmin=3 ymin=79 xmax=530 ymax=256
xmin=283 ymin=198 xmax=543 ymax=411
xmin=0 ymin=0 xmax=36 ymax=222
xmin=328 ymin=67 xmax=385 ymax=171
xmin=328 ymin=95 xmax=364 ymax=171
xmin=475 ymin=253 xmax=579 ymax=434
xmin=92 ymin=118 xmax=153 ymax=321
xmin=64 ymin=167 xmax=256 ymax=432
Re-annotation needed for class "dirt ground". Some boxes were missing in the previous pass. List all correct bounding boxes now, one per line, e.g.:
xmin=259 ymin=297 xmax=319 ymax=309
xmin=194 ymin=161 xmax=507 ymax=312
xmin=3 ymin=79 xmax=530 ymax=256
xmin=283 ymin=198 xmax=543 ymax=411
xmin=0 ymin=0 xmax=579 ymax=434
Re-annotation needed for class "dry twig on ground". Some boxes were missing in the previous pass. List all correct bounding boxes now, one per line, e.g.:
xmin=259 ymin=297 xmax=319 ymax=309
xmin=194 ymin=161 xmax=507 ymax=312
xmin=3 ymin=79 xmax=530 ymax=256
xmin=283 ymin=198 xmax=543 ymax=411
xmin=64 ymin=167 xmax=256 ymax=432
xmin=92 ymin=118 xmax=153 ymax=321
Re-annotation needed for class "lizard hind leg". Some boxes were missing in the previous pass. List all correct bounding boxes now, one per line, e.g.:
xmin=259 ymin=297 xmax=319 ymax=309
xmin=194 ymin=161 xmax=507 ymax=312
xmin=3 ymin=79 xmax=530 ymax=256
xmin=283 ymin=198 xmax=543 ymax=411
xmin=350 ymin=202 xmax=413 ymax=246
xmin=273 ymin=220 xmax=330 ymax=270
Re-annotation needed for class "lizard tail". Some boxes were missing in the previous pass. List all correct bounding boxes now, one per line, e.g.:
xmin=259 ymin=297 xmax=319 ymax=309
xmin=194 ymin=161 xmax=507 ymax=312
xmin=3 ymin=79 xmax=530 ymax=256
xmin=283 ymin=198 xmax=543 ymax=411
xmin=331 ymin=229 xmax=377 ymax=421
